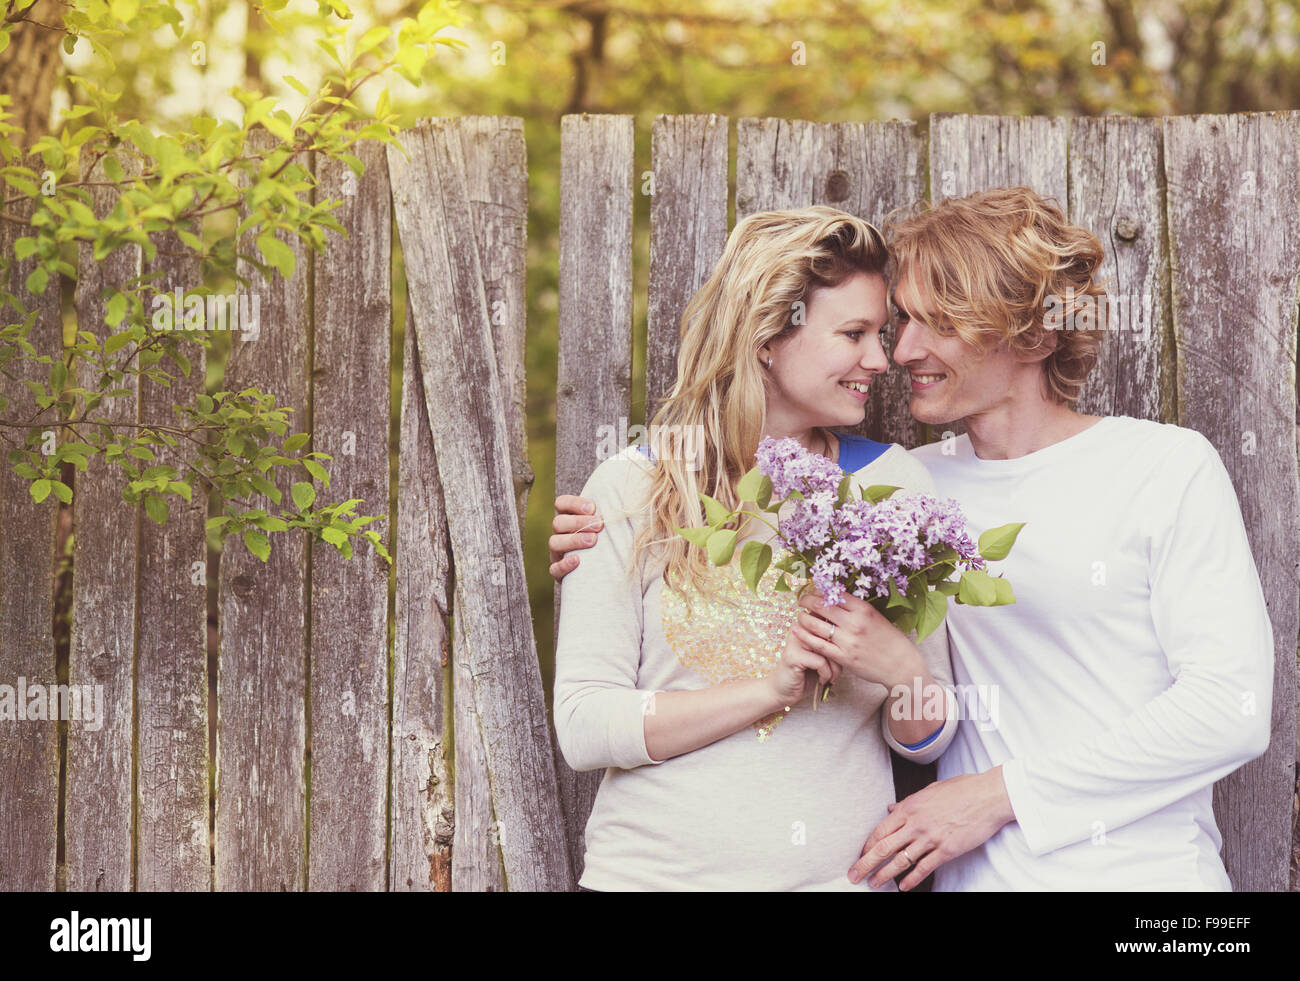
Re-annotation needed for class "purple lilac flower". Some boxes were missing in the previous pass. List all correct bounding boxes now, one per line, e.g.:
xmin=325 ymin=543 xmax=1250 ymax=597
xmin=755 ymin=435 xmax=844 ymax=499
xmin=754 ymin=435 xmax=988 ymax=610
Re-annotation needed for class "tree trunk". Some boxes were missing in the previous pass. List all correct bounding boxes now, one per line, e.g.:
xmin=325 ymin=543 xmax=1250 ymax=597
xmin=0 ymin=1 xmax=65 ymax=146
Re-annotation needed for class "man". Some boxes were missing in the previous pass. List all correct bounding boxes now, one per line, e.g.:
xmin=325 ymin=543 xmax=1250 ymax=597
xmin=548 ymin=187 xmax=1274 ymax=890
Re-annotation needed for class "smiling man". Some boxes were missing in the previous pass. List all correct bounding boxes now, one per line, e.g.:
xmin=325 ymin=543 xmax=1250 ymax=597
xmin=549 ymin=187 xmax=1275 ymax=891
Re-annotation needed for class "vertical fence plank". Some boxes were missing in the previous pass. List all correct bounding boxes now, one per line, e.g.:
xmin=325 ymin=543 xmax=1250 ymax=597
xmin=553 ymin=113 xmax=635 ymax=881
xmin=736 ymin=117 xmax=926 ymax=448
xmin=927 ymin=114 xmax=1068 ymax=440
xmin=0 ymin=154 xmax=62 ymax=890
xmin=215 ymin=128 xmax=310 ymax=890
xmin=135 ymin=221 xmax=210 ymax=891
xmin=390 ymin=312 xmax=454 ymax=891
xmin=307 ymin=137 xmax=391 ymax=891
xmin=646 ymin=114 xmax=729 ymax=419
xmin=66 ymin=159 xmax=141 ymax=891
xmin=1069 ymin=117 xmax=1175 ymax=423
xmin=451 ymin=606 xmax=505 ymax=891
xmin=390 ymin=118 xmax=571 ymax=891
xmin=460 ymin=117 xmax=533 ymax=528
xmin=443 ymin=116 xmax=529 ymax=893
xmin=928 ymin=113 xmax=1068 ymax=204
xmin=1164 ymin=111 xmax=1300 ymax=891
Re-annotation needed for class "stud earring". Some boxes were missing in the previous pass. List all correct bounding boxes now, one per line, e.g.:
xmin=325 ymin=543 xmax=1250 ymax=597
xmin=766 ymin=357 xmax=773 ymax=369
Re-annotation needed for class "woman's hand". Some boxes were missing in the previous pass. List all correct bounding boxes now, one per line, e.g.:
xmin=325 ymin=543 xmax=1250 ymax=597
xmin=794 ymin=588 xmax=925 ymax=690
xmin=766 ymin=614 xmax=842 ymax=707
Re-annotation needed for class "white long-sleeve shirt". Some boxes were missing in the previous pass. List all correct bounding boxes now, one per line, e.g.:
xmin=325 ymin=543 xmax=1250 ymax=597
xmin=553 ymin=440 xmax=958 ymax=890
xmin=910 ymin=415 xmax=1273 ymax=890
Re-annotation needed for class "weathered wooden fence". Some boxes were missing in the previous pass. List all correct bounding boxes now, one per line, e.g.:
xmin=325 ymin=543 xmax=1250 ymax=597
xmin=0 ymin=111 xmax=1296 ymax=891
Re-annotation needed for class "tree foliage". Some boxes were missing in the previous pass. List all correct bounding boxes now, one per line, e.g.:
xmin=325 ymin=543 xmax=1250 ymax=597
xmin=1 ymin=0 xmax=465 ymax=563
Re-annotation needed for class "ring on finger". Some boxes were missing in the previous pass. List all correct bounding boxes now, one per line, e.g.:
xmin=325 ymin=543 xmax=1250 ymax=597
xmin=902 ymin=848 xmax=913 ymax=866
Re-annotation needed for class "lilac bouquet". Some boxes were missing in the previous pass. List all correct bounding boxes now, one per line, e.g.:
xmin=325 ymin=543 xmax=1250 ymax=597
xmin=676 ymin=436 xmax=1022 ymax=700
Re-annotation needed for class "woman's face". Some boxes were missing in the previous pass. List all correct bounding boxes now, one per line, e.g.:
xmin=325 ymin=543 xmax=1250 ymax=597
xmin=760 ymin=270 xmax=891 ymax=436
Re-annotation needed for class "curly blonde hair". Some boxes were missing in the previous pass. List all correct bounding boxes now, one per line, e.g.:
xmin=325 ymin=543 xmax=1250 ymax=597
xmin=884 ymin=186 xmax=1107 ymax=404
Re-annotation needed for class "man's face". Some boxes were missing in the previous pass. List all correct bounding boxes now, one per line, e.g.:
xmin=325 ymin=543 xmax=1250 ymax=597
xmin=889 ymin=266 xmax=1026 ymax=425
xmin=763 ymin=270 xmax=892 ymax=432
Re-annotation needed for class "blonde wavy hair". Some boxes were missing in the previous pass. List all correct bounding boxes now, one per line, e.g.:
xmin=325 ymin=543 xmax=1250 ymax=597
xmin=885 ymin=186 xmax=1107 ymax=404
xmin=633 ymin=205 xmax=888 ymax=604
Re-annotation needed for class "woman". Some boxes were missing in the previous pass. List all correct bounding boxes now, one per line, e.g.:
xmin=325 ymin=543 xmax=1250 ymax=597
xmin=552 ymin=206 xmax=959 ymax=891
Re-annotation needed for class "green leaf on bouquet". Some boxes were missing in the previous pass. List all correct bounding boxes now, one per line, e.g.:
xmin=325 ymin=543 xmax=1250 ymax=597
xmin=836 ymin=473 xmax=852 ymax=506
xmin=674 ymin=524 xmax=713 ymax=547
xmin=885 ymin=580 xmax=910 ymax=609
xmin=739 ymin=540 xmax=772 ymax=594
xmin=906 ymin=575 xmax=927 ymax=607
xmin=933 ymin=579 xmax=961 ymax=596
xmin=992 ymin=576 xmax=1016 ymax=605
xmin=698 ymin=491 xmax=732 ymax=528
xmin=736 ymin=467 xmax=772 ymax=507
xmin=894 ymin=607 xmax=918 ymax=634
xmin=958 ymin=568 xmax=997 ymax=606
xmin=978 ymin=522 xmax=1026 ymax=561
xmin=916 ymin=589 xmax=949 ymax=641
xmin=706 ymin=528 xmax=738 ymax=565
xmin=773 ymin=572 xmax=792 ymax=592
xmin=927 ymin=561 xmax=956 ymax=582
xmin=861 ymin=484 xmax=902 ymax=504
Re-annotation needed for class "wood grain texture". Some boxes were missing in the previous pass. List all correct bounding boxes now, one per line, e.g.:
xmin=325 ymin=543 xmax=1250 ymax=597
xmin=553 ymin=113 xmax=635 ymax=881
xmin=451 ymin=600 xmax=505 ymax=891
xmin=1069 ymin=116 xmax=1175 ymax=423
xmin=459 ymin=117 xmax=533 ymax=529
xmin=1164 ymin=111 xmax=1299 ymax=891
xmin=307 ymin=137 xmax=391 ymax=890
xmin=135 ymin=223 xmax=210 ymax=891
xmin=646 ymin=114 xmax=729 ymax=419
xmin=390 ymin=118 xmax=571 ymax=891
xmin=0 ymin=153 xmax=62 ymax=890
xmin=66 ymin=156 xmax=141 ymax=891
xmin=736 ymin=117 xmax=926 ymax=448
xmin=215 ymin=128 xmax=310 ymax=891
xmin=445 ymin=116 xmax=529 ymax=893
xmin=390 ymin=312 xmax=454 ymax=892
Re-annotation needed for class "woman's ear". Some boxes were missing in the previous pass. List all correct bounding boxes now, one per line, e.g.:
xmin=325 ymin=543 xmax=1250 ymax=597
xmin=758 ymin=341 xmax=773 ymax=370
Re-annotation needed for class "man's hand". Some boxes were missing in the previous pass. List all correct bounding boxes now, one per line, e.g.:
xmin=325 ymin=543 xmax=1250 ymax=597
xmin=549 ymin=495 xmax=602 ymax=580
xmin=848 ymin=767 xmax=1016 ymax=891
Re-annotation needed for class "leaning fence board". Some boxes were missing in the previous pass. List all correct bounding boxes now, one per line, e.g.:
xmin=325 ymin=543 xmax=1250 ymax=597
xmin=65 ymin=159 xmax=141 ymax=891
xmin=553 ymin=113 xmax=635 ymax=880
xmin=0 ymin=154 xmax=62 ymax=891
xmin=736 ymin=117 xmax=926 ymax=448
xmin=215 ymin=129 xmax=311 ymax=890
xmin=134 ymin=222 xmax=210 ymax=892
xmin=442 ymin=116 xmax=530 ymax=892
xmin=1164 ymin=111 xmax=1300 ymax=892
xmin=1069 ymin=116 xmax=1174 ymax=423
xmin=452 ymin=602 xmax=505 ymax=891
xmin=389 ymin=118 xmax=572 ymax=891
xmin=646 ymin=114 xmax=729 ymax=420
xmin=307 ymin=137 xmax=391 ymax=891
xmin=390 ymin=312 xmax=454 ymax=891
xmin=459 ymin=117 xmax=533 ymax=528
